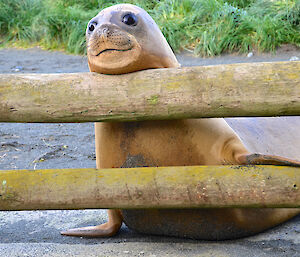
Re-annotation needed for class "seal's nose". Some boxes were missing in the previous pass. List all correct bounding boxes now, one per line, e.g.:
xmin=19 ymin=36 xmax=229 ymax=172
xmin=102 ymin=27 xmax=108 ymax=34
xmin=96 ymin=25 xmax=111 ymax=39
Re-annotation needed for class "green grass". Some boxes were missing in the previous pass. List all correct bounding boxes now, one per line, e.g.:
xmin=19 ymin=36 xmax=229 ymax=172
xmin=0 ymin=0 xmax=299 ymax=56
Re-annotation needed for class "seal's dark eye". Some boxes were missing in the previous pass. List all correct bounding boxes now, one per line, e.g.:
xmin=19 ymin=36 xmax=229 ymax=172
xmin=122 ymin=13 xmax=137 ymax=26
xmin=88 ymin=22 xmax=97 ymax=32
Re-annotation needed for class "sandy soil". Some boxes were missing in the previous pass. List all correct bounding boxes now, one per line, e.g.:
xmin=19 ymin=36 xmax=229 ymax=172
xmin=0 ymin=45 xmax=299 ymax=74
xmin=0 ymin=47 xmax=299 ymax=256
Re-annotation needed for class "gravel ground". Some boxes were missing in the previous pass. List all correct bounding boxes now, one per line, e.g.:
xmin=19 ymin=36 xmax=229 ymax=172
xmin=0 ymin=46 xmax=299 ymax=256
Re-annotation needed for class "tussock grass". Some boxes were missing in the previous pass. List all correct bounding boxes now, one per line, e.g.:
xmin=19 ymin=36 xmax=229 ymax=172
xmin=0 ymin=0 xmax=299 ymax=56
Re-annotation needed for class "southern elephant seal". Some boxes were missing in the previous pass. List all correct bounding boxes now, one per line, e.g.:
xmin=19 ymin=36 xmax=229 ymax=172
xmin=61 ymin=4 xmax=300 ymax=240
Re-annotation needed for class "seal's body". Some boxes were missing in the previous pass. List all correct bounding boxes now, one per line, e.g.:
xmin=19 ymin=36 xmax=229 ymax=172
xmin=96 ymin=120 xmax=299 ymax=240
xmin=61 ymin=4 xmax=300 ymax=240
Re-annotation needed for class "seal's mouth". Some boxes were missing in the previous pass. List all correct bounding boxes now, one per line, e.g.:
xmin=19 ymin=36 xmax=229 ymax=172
xmin=96 ymin=48 xmax=133 ymax=56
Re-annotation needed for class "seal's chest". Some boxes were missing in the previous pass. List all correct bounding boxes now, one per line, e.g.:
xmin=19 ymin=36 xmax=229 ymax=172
xmin=117 ymin=120 xmax=209 ymax=167
xmin=121 ymin=153 xmax=149 ymax=168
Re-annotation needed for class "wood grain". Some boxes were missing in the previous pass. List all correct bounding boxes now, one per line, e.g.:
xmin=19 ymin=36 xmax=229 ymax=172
xmin=0 ymin=165 xmax=299 ymax=210
xmin=0 ymin=61 xmax=299 ymax=122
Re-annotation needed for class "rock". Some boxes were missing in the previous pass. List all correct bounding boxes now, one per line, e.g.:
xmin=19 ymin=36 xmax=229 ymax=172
xmin=289 ymin=56 xmax=299 ymax=61
xmin=12 ymin=65 xmax=23 ymax=72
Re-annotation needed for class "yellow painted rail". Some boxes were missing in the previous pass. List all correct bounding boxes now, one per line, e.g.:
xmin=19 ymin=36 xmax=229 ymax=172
xmin=0 ymin=61 xmax=299 ymax=122
xmin=0 ymin=165 xmax=299 ymax=210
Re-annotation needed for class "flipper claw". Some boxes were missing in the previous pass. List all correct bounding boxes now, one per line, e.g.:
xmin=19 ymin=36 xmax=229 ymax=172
xmin=238 ymin=153 xmax=300 ymax=167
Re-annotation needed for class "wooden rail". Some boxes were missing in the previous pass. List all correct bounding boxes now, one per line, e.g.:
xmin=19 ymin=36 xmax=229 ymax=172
xmin=0 ymin=62 xmax=299 ymax=211
xmin=0 ymin=61 xmax=299 ymax=123
xmin=0 ymin=165 xmax=299 ymax=210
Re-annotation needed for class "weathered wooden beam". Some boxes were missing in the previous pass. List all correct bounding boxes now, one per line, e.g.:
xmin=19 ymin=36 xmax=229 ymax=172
xmin=0 ymin=165 xmax=299 ymax=210
xmin=0 ymin=61 xmax=299 ymax=122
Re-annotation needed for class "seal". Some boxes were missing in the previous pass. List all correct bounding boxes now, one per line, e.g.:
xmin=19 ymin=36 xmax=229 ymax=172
xmin=61 ymin=4 xmax=300 ymax=240
xmin=85 ymin=4 xmax=178 ymax=75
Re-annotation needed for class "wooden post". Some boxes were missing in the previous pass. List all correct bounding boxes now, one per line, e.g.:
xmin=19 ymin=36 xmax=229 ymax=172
xmin=0 ymin=61 xmax=299 ymax=122
xmin=0 ymin=165 xmax=299 ymax=210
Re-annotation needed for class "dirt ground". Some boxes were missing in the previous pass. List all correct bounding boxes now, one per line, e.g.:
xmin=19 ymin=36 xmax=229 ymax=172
xmin=0 ymin=46 xmax=299 ymax=256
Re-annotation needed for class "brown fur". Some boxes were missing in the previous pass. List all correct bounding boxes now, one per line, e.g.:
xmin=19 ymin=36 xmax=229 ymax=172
xmin=61 ymin=4 xmax=299 ymax=239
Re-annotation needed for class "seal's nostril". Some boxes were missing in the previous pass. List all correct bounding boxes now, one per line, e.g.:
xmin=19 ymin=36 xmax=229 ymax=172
xmin=102 ymin=28 xmax=109 ymax=34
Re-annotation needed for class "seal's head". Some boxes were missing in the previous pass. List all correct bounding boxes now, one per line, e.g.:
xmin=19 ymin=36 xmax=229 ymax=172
xmin=86 ymin=4 xmax=180 ymax=74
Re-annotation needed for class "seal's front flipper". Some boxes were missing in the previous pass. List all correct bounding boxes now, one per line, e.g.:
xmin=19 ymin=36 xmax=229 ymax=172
xmin=237 ymin=153 xmax=300 ymax=167
xmin=61 ymin=209 xmax=123 ymax=237
xmin=60 ymin=223 xmax=121 ymax=237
